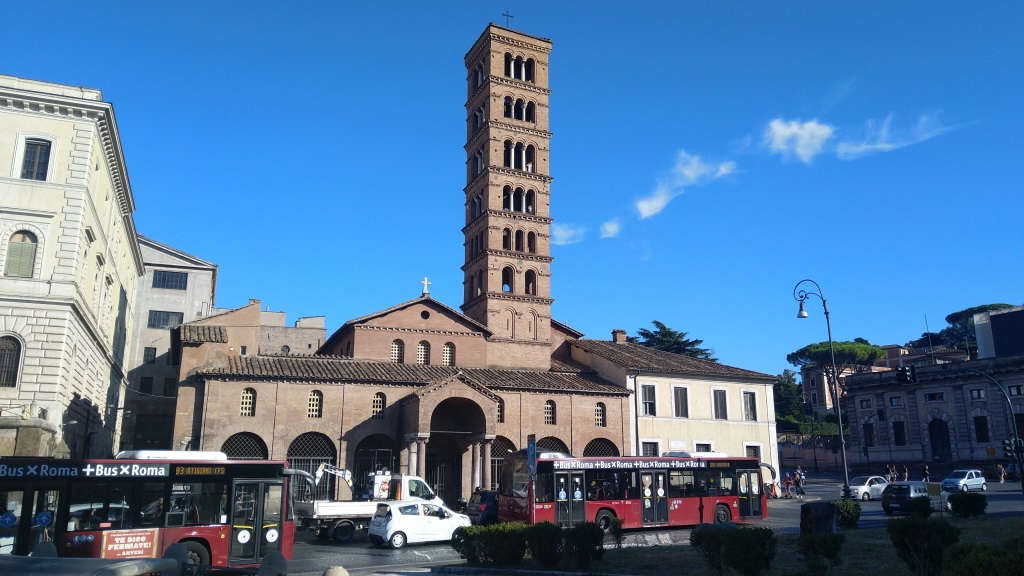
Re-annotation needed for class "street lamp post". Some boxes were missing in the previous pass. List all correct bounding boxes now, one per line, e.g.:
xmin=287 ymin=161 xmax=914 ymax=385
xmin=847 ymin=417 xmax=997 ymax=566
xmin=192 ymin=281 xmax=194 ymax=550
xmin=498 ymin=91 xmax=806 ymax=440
xmin=794 ymin=279 xmax=852 ymax=499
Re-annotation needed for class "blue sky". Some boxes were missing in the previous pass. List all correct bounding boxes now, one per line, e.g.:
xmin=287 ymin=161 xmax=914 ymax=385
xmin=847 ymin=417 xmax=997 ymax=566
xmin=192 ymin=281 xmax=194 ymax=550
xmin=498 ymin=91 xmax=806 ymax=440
xmin=4 ymin=2 xmax=1021 ymax=376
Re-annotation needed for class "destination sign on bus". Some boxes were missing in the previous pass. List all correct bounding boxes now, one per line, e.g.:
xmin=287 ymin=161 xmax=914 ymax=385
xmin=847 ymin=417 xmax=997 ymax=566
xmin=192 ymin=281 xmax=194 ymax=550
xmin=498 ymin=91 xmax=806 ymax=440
xmin=552 ymin=459 xmax=708 ymax=471
xmin=174 ymin=465 xmax=226 ymax=476
xmin=0 ymin=462 xmax=171 ymax=478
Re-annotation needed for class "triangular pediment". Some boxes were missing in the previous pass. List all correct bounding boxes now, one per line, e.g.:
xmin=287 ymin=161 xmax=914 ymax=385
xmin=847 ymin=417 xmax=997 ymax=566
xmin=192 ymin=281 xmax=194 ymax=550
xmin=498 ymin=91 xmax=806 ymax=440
xmin=338 ymin=296 xmax=492 ymax=336
xmin=414 ymin=370 xmax=500 ymax=403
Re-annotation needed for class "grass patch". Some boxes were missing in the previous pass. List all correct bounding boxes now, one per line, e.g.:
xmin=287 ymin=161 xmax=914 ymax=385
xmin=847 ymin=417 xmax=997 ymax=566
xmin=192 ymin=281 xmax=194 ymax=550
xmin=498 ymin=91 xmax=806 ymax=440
xmin=500 ymin=516 xmax=1023 ymax=575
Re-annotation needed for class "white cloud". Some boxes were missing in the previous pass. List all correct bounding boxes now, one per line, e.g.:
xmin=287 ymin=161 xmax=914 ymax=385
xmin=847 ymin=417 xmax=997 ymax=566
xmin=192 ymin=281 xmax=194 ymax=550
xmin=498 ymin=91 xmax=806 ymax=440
xmin=551 ymin=223 xmax=586 ymax=245
xmin=636 ymin=151 xmax=736 ymax=219
xmin=764 ymin=118 xmax=834 ymax=164
xmin=600 ymin=219 xmax=620 ymax=238
xmin=836 ymin=113 xmax=960 ymax=160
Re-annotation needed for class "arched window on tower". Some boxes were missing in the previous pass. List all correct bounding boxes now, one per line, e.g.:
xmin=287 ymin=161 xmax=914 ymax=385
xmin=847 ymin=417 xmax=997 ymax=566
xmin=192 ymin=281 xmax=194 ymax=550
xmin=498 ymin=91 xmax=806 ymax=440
xmin=501 ymin=267 xmax=514 ymax=292
xmin=502 ymin=228 xmax=512 ymax=250
xmin=513 ymin=188 xmax=524 ymax=212
xmin=442 ymin=342 xmax=456 ymax=366
xmin=503 ymin=96 xmax=513 ymax=118
xmin=595 ymin=403 xmax=607 ymax=427
xmin=525 ymin=190 xmax=536 ymax=214
xmin=475 ymin=62 xmax=485 ymax=88
xmin=390 ymin=340 xmax=405 ymax=364
xmin=308 ymin=390 xmax=323 ymax=419
xmin=526 ymin=101 xmax=536 ymax=122
xmin=525 ymin=270 xmax=537 ymax=295
xmin=5 ymin=231 xmax=38 ymax=278
xmin=240 ymin=388 xmax=256 ymax=417
xmin=502 ymin=186 xmax=512 ymax=210
xmin=544 ymin=400 xmax=556 ymax=425
xmin=515 ymin=230 xmax=524 ymax=252
xmin=504 ymin=53 xmax=513 ymax=77
xmin=514 ymin=56 xmax=524 ymax=79
xmin=527 ymin=232 xmax=537 ymax=254
xmin=476 ymin=270 xmax=484 ymax=296
xmin=416 ymin=341 xmax=430 ymax=365
xmin=372 ymin=392 xmax=386 ymax=420
xmin=503 ymin=140 xmax=513 ymax=168
xmin=468 ymin=276 xmax=475 ymax=300
xmin=514 ymin=99 xmax=524 ymax=120
xmin=0 ymin=336 xmax=22 ymax=388
xmin=525 ymin=58 xmax=535 ymax=82
xmin=525 ymin=145 xmax=536 ymax=173
xmin=514 ymin=142 xmax=525 ymax=170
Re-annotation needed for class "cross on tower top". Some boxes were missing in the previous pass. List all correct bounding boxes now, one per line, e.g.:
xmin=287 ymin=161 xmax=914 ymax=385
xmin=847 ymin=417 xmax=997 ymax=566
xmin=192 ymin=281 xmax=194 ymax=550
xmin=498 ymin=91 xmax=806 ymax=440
xmin=502 ymin=11 xmax=513 ymax=27
xmin=420 ymin=277 xmax=431 ymax=296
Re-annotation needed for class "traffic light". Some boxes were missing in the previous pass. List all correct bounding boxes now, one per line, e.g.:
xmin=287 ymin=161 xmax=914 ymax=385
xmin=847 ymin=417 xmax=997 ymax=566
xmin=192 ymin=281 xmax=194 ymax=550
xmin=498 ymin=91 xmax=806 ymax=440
xmin=1004 ymin=438 xmax=1016 ymax=459
xmin=896 ymin=367 xmax=909 ymax=384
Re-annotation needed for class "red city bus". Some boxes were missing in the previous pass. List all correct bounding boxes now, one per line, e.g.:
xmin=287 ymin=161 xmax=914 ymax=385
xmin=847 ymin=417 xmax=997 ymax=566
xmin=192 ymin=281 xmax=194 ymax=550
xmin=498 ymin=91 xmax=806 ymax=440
xmin=498 ymin=450 xmax=766 ymax=529
xmin=0 ymin=451 xmax=313 ymax=567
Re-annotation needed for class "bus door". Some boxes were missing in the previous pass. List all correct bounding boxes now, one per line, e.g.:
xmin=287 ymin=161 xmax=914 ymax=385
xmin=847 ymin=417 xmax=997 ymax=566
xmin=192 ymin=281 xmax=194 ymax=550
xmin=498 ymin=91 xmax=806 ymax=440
xmin=230 ymin=481 xmax=284 ymax=565
xmin=0 ymin=484 xmax=62 ymax=556
xmin=640 ymin=471 xmax=668 ymax=524
xmin=736 ymin=469 xmax=761 ymax=518
xmin=553 ymin=472 xmax=585 ymax=527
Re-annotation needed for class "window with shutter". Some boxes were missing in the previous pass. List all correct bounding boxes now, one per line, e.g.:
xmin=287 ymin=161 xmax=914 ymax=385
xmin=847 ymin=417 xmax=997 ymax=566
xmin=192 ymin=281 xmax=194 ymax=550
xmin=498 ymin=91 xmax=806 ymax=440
xmin=4 ymin=232 xmax=38 ymax=278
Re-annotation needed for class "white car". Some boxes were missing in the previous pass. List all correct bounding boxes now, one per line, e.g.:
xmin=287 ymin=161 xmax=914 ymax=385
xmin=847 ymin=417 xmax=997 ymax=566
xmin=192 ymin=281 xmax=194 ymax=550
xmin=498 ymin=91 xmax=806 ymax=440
xmin=845 ymin=475 xmax=888 ymax=501
xmin=368 ymin=500 xmax=470 ymax=549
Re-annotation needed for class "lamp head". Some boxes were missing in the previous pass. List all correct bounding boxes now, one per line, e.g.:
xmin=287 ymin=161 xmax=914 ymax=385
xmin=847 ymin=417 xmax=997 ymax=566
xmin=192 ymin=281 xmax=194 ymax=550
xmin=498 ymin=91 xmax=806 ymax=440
xmin=797 ymin=301 xmax=809 ymax=319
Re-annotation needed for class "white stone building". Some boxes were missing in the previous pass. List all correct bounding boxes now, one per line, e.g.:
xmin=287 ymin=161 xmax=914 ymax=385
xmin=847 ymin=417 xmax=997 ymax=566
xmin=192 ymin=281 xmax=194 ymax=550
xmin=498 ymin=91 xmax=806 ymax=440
xmin=0 ymin=75 xmax=144 ymax=457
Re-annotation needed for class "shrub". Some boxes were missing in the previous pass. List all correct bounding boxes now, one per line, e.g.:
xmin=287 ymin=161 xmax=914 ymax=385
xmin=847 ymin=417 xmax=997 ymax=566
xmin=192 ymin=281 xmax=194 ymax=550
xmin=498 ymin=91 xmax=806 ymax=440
xmin=609 ymin=516 xmax=625 ymax=549
xmin=834 ymin=499 xmax=861 ymax=529
xmin=690 ymin=523 xmax=734 ymax=576
xmin=797 ymin=532 xmax=845 ymax=576
xmin=725 ymin=526 xmax=777 ymax=576
xmin=908 ymin=495 xmax=933 ymax=519
xmin=451 ymin=523 xmax=527 ymax=565
xmin=451 ymin=526 xmax=479 ymax=564
xmin=564 ymin=522 xmax=605 ymax=569
xmin=947 ymin=492 xmax=987 ymax=518
xmin=942 ymin=540 xmax=1020 ymax=575
xmin=525 ymin=521 xmax=563 ymax=567
xmin=887 ymin=516 xmax=960 ymax=576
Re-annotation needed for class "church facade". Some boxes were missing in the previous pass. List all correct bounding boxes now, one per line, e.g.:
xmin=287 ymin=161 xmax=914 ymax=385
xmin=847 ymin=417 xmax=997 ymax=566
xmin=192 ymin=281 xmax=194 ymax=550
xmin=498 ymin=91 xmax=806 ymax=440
xmin=171 ymin=24 xmax=779 ymax=505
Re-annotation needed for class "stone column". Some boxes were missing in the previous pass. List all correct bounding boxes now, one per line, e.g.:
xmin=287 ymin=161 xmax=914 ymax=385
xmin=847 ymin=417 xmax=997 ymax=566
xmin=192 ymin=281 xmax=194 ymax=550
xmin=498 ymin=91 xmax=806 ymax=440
xmin=416 ymin=438 xmax=429 ymax=478
xmin=406 ymin=440 xmax=417 ymax=476
xmin=471 ymin=442 xmax=480 ymax=491
xmin=481 ymin=440 xmax=492 ymax=490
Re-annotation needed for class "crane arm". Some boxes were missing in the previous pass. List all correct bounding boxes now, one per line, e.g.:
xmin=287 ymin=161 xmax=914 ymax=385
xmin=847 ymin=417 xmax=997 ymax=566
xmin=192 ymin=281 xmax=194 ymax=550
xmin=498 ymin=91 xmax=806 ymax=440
xmin=314 ymin=463 xmax=354 ymax=488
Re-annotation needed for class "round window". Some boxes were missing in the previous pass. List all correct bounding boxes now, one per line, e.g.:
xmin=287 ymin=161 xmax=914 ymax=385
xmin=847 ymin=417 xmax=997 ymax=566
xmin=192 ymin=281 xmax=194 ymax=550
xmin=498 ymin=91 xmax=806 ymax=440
xmin=421 ymin=311 xmax=430 ymax=320
xmin=281 ymin=345 xmax=290 ymax=354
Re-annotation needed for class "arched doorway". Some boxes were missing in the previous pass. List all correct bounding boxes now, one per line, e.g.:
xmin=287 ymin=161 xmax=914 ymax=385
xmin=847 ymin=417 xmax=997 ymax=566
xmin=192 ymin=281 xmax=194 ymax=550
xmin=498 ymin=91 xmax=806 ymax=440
xmin=538 ymin=436 xmax=570 ymax=454
xmin=427 ymin=398 xmax=486 ymax=505
xmin=287 ymin=432 xmax=337 ymax=500
xmin=350 ymin=434 xmax=400 ymax=494
xmin=928 ymin=419 xmax=951 ymax=462
xmin=221 ymin=432 xmax=268 ymax=460
xmin=489 ymin=436 xmax=517 ymax=491
xmin=583 ymin=438 xmax=620 ymax=457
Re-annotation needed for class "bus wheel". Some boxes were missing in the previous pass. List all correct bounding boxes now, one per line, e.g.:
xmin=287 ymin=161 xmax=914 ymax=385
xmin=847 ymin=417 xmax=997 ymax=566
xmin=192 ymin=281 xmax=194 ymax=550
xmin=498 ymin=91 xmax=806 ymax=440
xmin=183 ymin=541 xmax=210 ymax=565
xmin=595 ymin=511 xmax=614 ymax=531
xmin=332 ymin=522 xmax=355 ymax=543
xmin=713 ymin=505 xmax=731 ymax=524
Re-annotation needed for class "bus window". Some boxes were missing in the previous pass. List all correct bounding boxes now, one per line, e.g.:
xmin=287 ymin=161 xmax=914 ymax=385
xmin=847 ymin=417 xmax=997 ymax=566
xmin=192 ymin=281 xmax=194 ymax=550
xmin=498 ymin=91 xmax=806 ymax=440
xmin=535 ymin=472 xmax=554 ymax=503
xmin=69 ymin=483 xmax=132 ymax=531
xmin=170 ymin=483 xmax=228 ymax=526
xmin=668 ymin=469 xmax=695 ymax=497
xmin=138 ymin=482 xmax=165 ymax=527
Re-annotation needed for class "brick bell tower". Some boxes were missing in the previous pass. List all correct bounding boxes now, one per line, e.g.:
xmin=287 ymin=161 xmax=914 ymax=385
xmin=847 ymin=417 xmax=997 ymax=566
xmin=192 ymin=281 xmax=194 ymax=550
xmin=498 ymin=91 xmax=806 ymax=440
xmin=461 ymin=25 xmax=554 ymax=370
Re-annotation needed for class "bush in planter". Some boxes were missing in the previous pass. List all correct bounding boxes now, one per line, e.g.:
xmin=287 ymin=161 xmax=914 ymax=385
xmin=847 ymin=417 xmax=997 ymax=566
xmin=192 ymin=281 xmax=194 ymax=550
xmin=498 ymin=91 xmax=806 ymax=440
xmin=724 ymin=526 xmax=777 ymax=576
xmin=451 ymin=526 xmax=479 ymax=564
xmin=564 ymin=522 xmax=605 ymax=569
xmin=942 ymin=540 xmax=1021 ymax=575
xmin=947 ymin=492 xmax=987 ymax=518
xmin=690 ymin=523 xmax=733 ymax=576
xmin=451 ymin=523 xmax=527 ymax=565
xmin=834 ymin=498 xmax=861 ymax=529
xmin=886 ymin=516 xmax=960 ymax=576
xmin=525 ymin=521 xmax=563 ymax=567
xmin=908 ymin=495 xmax=934 ymax=519
xmin=609 ymin=516 xmax=625 ymax=549
xmin=797 ymin=532 xmax=845 ymax=576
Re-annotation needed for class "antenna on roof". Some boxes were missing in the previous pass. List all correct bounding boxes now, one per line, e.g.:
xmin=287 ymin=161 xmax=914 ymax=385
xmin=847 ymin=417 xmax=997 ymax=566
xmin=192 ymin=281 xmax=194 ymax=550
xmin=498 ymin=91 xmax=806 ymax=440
xmin=502 ymin=10 xmax=513 ymax=27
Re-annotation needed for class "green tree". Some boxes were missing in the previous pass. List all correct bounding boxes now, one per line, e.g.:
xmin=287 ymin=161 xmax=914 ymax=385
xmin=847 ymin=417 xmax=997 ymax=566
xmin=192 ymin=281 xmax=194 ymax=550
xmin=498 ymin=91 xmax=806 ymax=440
xmin=786 ymin=341 xmax=885 ymax=412
xmin=629 ymin=321 xmax=717 ymax=361
xmin=774 ymin=369 xmax=805 ymax=421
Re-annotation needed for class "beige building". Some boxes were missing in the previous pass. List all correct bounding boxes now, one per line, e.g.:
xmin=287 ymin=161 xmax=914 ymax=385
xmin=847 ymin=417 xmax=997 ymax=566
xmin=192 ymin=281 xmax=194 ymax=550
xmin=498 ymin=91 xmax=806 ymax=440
xmin=169 ymin=24 xmax=779 ymax=506
xmin=122 ymin=235 xmax=216 ymax=451
xmin=0 ymin=75 xmax=144 ymax=457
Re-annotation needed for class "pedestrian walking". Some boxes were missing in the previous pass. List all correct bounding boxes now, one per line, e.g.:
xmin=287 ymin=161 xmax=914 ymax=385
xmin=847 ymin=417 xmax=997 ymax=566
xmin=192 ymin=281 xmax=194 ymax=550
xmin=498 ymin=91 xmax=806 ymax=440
xmin=922 ymin=465 xmax=930 ymax=482
xmin=902 ymin=465 xmax=909 ymax=481
xmin=998 ymin=463 xmax=1006 ymax=483
xmin=795 ymin=466 xmax=806 ymax=498
xmin=784 ymin=473 xmax=794 ymax=499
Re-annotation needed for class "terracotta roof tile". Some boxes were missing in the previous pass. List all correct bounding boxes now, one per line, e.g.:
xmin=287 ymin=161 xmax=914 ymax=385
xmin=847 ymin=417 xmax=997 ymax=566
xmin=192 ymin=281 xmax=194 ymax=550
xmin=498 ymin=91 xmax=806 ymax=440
xmin=195 ymin=356 xmax=628 ymax=396
xmin=573 ymin=339 xmax=774 ymax=381
xmin=179 ymin=325 xmax=228 ymax=343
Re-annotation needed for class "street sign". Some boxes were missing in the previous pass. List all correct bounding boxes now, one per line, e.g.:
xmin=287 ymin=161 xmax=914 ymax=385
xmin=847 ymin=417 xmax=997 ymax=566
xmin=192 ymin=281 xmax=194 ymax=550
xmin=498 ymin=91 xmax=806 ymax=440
xmin=527 ymin=434 xmax=536 ymax=476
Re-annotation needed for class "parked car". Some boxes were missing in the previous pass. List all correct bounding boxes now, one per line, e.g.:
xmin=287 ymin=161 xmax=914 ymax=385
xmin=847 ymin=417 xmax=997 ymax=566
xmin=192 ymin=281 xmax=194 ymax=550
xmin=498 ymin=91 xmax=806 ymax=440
xmin=940 ymin=469 xmax=987 ymax=493
xmin=466 ymin=490 xmax=499 ymax=525
xmin=881 ymin=481 xmax=942 ymax=515
xmin=368 ymin=500 xmax=470 ymax=549
xmin=845 ymin=475 xmax=888 ymax=501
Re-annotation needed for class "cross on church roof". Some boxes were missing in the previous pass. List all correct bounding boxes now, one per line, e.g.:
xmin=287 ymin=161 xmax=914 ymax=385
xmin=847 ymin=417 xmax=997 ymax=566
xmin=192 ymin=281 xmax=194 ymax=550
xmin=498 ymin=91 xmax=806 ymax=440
xmin=420 ymin=277 xmax=431 ymax=296
xmin=502 ymin=10 xmax=513 ymax=27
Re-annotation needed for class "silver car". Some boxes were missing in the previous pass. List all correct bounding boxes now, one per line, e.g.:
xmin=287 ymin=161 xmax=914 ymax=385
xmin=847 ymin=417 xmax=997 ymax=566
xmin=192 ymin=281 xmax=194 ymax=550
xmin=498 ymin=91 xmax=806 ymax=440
xmin=940 ymin=469 xmax=987 ymax=493
xmin=845 ymin=475 xmax=888 ymax=501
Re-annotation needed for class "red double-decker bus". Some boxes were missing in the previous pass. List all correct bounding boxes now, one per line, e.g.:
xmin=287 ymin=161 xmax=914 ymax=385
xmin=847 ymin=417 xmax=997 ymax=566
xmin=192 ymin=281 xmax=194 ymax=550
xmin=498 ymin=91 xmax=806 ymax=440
xmin=498 ymin=450 xmax=766 ymax=529
xmin=0 ymin=451 xmax=313 ymax=567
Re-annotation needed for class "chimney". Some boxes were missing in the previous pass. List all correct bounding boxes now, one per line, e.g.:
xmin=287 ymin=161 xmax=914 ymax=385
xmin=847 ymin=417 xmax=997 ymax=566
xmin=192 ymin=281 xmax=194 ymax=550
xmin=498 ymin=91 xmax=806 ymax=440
xmin=612 ymin=329 xmax=628 ymax=344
